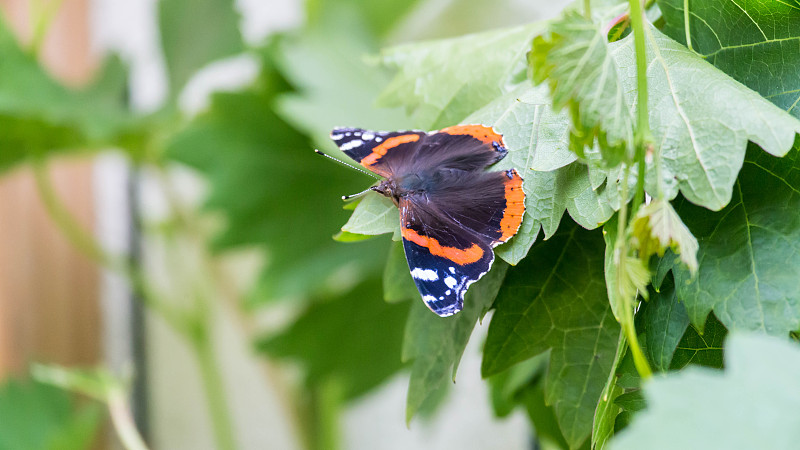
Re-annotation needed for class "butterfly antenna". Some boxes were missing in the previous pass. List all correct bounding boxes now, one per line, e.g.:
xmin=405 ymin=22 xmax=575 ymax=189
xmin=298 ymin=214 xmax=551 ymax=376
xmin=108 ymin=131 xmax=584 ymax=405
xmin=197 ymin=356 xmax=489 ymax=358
xmin=342 ymin=187 xmax=376 ymax=201
xmin=314 ymin=149 xmax=381 ymax=180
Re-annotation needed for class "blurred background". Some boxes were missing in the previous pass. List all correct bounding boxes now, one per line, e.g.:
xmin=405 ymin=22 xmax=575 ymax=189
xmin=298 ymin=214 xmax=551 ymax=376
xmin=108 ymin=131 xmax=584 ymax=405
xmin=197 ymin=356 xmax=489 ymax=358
xmin=0 ymin=0 xmax=568 ymax=448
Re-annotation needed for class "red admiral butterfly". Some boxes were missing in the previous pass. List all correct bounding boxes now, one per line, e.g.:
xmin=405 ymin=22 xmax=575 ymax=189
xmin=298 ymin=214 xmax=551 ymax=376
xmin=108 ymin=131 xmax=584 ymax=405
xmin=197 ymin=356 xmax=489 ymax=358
xmin=328 ymin=125 xmax=525 ymax=317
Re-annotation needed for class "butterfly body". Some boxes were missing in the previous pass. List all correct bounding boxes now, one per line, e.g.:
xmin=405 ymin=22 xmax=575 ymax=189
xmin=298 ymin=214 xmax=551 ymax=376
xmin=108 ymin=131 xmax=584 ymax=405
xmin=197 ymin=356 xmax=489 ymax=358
xmin=331 ymin=125 xmax=525 ymax=317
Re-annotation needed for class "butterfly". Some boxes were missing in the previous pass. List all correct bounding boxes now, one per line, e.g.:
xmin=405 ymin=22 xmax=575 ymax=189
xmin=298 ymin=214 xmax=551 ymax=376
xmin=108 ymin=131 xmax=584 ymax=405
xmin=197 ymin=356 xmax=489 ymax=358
xmin=328 ymin=125 xmax=525 ymax=317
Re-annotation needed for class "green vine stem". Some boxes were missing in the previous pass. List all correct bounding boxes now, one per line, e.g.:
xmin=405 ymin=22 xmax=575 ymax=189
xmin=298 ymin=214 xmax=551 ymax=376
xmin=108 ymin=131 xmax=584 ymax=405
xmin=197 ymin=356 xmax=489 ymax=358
xmin=616 ymin=0 xmax=655 ymax=380
xmin=683 ymin=0 xmax=692 ymax=51
xmin=614 ymin=166 xmax=652 ymax=379
xmin=193 ymin=320 xmax=238 ymax=450
xmin=31 ymin=159 xmax=240 ymax=448
xmin=151 ymin=167 xmax=306 ymax=448
xmin=32 ymin=160 xmax=186 ymax=333
xmin=108 ymin=387 xmax=151 ymax=450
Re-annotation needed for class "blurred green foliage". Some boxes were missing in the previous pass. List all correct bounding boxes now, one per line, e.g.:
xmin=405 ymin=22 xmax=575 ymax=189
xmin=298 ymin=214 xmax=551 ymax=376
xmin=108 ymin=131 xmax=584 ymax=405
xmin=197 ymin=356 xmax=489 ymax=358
xmin=2 ymin=0 xmax=800 ymax=449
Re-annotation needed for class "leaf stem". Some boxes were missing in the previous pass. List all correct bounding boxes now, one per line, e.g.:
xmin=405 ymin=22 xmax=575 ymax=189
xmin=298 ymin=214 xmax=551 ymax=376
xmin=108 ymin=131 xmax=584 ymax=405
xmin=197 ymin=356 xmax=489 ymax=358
xmin=615 ymin=165 xmax=652 ymax=379
xmin=584 ymin=0 xmax=592 ymax=19
xmin=193 ymin=324 xmax=238 ymax=450
xmin=628 ymin=0 xmax=651 ymax=148
xmin=108 ymin=388 xmax=151 ymax=450
xmin=32 ymin=159 xmax=187 ymax=334
xmin=683 ymin=0 xmax=692 ymax=51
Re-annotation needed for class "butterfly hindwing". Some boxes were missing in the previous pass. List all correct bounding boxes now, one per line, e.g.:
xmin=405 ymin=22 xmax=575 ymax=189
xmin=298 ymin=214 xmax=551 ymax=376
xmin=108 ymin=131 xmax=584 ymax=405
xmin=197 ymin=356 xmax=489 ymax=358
xmin=399 ymin=196 xmax=496 ymax=317
xmin=402 ymin=228 xmax=494 ymax=317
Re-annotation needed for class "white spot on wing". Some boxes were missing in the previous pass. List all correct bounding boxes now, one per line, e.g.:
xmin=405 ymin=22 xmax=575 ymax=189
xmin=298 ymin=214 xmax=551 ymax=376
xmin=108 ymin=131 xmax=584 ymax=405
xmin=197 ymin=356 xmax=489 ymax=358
xmin=444 ymin=276 xmax=458 ymax=289
xmin=449 ymin=267 xmax=456 ymax=274
xmin=340 ymin=139 xmax=363 ymax=151
xmin=331 ymin=134 xmax=344 ymax=140
xmin=422 ymin=295 xmax=438 ymax=304
xmin=410 ymin=268 xmax=439 ymax=281
xmin=375 ymin=137 xmax=382 ymax=142
xmin=362 ymin=132 xmax=375 ymax=140
xmin=445 ymin=290 xmax=451 ymax=295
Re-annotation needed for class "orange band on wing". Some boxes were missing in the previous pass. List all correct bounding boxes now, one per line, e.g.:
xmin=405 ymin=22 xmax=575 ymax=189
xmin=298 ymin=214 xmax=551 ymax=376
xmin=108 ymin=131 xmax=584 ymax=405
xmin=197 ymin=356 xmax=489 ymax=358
xmin=438 ymin=125 xmax=504 ymax=145
xmin=402 ymin=227 xmax=485 ymax=265
xmin=360 ymin=134 xmax=420 ymax=168
xmin=499 ymin=170 xmax=525 ymax=242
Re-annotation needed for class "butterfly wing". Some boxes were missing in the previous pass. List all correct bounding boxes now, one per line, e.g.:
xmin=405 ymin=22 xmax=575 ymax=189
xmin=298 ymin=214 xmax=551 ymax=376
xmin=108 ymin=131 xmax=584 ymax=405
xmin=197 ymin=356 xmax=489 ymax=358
xmin=330 ymin=125 xmax=509 ymax=178
xmin=400 ymin=197 xmax=495 ymax=317
xmin=330 ymin=128 xmax=426 ymax=178
xmin=399 ymin=168 xmax=524 ymax=316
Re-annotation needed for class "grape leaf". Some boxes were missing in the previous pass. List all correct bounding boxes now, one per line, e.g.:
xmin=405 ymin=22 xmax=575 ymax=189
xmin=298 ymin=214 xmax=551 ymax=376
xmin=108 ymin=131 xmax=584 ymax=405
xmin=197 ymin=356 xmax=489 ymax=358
xmin=629 ymin=26 xmax=800 ymax=209
xmin=377 ymin=24 xmax=542 ymax=129
xmin=673 ymin=144 xmax=800 ymax=336
xmin=341 ymin=194 xmax=398 ymax=237
xmin=610 ymin=333 xmax=800 ymax=450
xmin=258 ymin=277 xmax=410 ymax=400
xmin=531 ymin=11 xmax=634 ymax=163
xmin=487 ymin=354 xmax=547 ymax=418
xmin=273 ymin=10 xmax=413 ymax=154
xmin=158 ymin=0 xmax=244 ymax=96
xmin=641 ymin=275 xmax=690 ymax=372
xmin=306 ymin=0 xmax=422 ymax=41
xmin=631 ymin=198 xmax=698 ymax=273
xmin=657 ymin=0 xmax=800 ymax=118
xmin=0 ymin=19 xmax=139 ymax=170
xmin=588 ymin=25 xmax=800 ymax=211
xmin=403 ymin=262 xmax=508 ymax=423
xmin=383 ymin=240 xmax=418 ymax=303
xmin=482 ymin=222 xmax=620 ymax=449
xmin=166 ymin=49 xmax=388 ymax=302
xmin=670 ymin=313 xmax=727 ymax=370
xmin=0 ymin=379 xmax=102 ymax=450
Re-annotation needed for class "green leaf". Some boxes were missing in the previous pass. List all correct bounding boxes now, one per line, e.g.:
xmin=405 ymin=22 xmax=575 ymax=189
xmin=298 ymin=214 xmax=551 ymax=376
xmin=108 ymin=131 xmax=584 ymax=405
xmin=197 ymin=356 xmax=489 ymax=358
xmin=603 ymin=215 xmax=651 ymax=322
xmin=670 ymin=313 xmax=727 ymax=370
xmin=341 ymin=193 xmax=399 ymax=238
xmin=0 ymin=18 xmax=139 ymax=169
xmin=631 ymin=198 xmax=698 ymax=273
xmin=377 ymin=24 xmax=542 ymax=129
xmin=166 ymin=49 xmax=388 ymax=302
xmin=383 ymin=240 xmax=419 ymax=303
xmin=522 ymin=380 xmax=576 ymax=450
xmin=673 ymin=144 xmax=800 ymax=335
xmin=657 ymin=0 xmax=800 ymax=118
xmin=610 ymin=333 xmax=800 ymax=450
xmin=274 ymin=11 xmax=413 ymax=152
xmin=467 ymin=83 xmax=622 ymax=265
xmin=604 ymin=26 xmax=800 ymax=210
xmin=613 ymin=390 xmax=645 ymax=413
xmin=641 ymin=275 xmax=690 ymax=372
xmin=0 ymin=379 xmax=102 ymax=450
xmin=403 ymin=262 xmax=508 ymax=423
xmin=487 ymin=354 xmax=547 ymax=418
xmin=531 ymin=11 xmax=634 ymax=163
xmin=306 ymin=0 xmax=421 ymax=41
xmin=158 ymin=0 xmax=244 ymax=96
xmin=482 ymin=222 xmax=620 ymax=449
xmin=258 ymin=277 xmax=410 ymax=400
